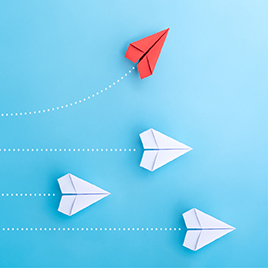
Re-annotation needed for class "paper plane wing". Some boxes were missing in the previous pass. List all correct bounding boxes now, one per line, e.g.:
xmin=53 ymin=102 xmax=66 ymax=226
xmin=140 ymin=128 xmax=192 ymax=150
xmin=125 ymin=29 xmax=169 ymax=79
xmin=183 ymin=229 xmax=234 ymax=251
xmin=58 ymin=194 xmax=109 ymax=216
xmin=140 ymin=149 xmax=190 ymax=171
xmin=58 ymin=195 xmax=76 ymax=216
xmin=183 ymin=208 xmax=235 ymax=229
xmin=140 ymin=150 xmax=158 ymax=171
xmin=58 ymin=173 xmax=110 ymax=195
xmin=137 ymin=30 xmax=169 ymax=79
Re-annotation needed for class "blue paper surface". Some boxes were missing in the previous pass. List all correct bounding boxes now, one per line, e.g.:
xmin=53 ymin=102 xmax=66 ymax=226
xmin=0 ymin=0 xmax=267 ymax=267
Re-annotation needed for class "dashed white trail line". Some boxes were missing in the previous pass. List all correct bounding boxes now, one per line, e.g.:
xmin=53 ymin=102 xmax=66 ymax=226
xmin=2 ymin=227 xmax=181 ymax=232
xmin=1 ymin=193 xmax=56 ymax=197
xmin=0 ymin=148 xmax=137 ymax=152
xmin=1 ymin=67 xmax=135 ymax=118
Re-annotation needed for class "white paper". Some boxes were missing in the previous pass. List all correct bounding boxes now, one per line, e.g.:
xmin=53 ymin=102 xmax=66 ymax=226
xmin=58 ymin=195 xmax=76 ymax=216
xmin=183 ymin=230 xmax=201 ymax=251
xmin=57 ymin=173 xmax=110 ymax=216
xmin=182 ymin=208 xmax=235 ymax=251
xmin=140 ymin=151 xmax=158 ymax=171
xmin=139 ymin=128 xmax=192 ymax=171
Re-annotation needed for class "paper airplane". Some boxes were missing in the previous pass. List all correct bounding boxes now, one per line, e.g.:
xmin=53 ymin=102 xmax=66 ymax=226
xmin=182 ymin=208 xmax=235 ymax=251
xmin=125 ymin=28 xmax=169 ymax=79
xmin=139 ymin=128 xmax=192 ymax=171
xmin=57 ymin=173 xmax=110 ymax=216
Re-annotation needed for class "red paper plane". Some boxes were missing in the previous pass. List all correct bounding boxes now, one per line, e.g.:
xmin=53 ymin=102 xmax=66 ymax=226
xmin=125 ymin=28 xmax=169 ymax=79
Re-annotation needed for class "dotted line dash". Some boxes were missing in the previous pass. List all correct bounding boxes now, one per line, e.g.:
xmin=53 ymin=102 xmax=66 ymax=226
xmin=1 ymin=193 xmax=56 ymax=197
xmin=0 ymin=148 xmax=137 ymax=152
xmin=1 ymin=227 xmax=181 ymax=231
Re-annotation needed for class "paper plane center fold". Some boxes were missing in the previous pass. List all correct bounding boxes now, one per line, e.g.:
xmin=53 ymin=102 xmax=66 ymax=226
xmin=57 ymin=173 xmax=110 ymax=216
xmin=125 ymin=28 xmax=169 ymax=79
xmin=182 ymin=208 xmax=235 ymax=251
xmin=139 ymin=128 xmax=192 ymax=171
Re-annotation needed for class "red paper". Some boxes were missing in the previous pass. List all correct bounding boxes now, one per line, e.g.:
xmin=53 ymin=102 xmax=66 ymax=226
xmin=125 ymin=28 xmax=169 ymax=79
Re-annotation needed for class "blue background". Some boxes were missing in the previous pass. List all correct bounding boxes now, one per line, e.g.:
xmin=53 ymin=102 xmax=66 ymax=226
xmin=0 ymin=0 xmax=267 ymax=267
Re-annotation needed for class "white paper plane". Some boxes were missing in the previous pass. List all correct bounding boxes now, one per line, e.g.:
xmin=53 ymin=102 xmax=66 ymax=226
xmin=57 ymin=173 xmax=110 ymax=216
xmin=139 ymin=128 xmax=192 ymax=171
xmin=182 ymin=208 xmax=235 ymax=251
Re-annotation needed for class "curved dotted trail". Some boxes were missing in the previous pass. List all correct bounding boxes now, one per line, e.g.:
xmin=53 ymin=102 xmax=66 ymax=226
xmin=1 ymin=67 xmax=135 ymax=118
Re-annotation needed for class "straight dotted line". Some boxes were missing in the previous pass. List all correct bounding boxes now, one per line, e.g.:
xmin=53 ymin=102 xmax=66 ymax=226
xmin=1 ymin=67 xmax=135 ymax=117
xmin=1 ymin=193 xmax=56 ymax=197
xmin=0 ymin=148 xmax=137 ymax=152
xmin=2 ymin=227 xmax=181 ymax=231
